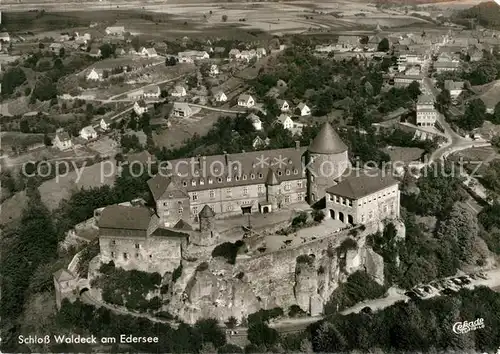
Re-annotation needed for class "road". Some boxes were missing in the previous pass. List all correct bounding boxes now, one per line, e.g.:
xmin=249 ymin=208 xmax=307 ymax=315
xmin=226 ymin=268 xmax=500 ymax=341
xmin=80 ymin=291 xmax=174 ymax=325
xmin=91 ymin=105 xmax=134 ymax=129
xmin=106 ymin=74 xmax=187 ymax=101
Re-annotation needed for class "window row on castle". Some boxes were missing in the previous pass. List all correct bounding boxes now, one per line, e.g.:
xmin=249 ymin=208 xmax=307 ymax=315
xmin=359 ymin=203 xmax=396 ymax=222
xmin=187 ymin=181 xmax=304 ymax=201
xmin=180 ymin=169 xmax=300 ymax=187
xmin=330 ymin=189 xmax=397 ymax=207
xmin=110 ymin=240 xmax=141 ymax=248
xmin=110 ymin=251 xmax=153 ymax=260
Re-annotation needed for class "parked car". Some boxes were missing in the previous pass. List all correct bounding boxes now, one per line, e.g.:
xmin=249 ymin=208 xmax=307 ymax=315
xmin=442 ymin=288 xmax=456 ymax=295
xmin=422 ymin=285 xmax=433 ymax=293
xmin=361 ymin=306 xmax=372 ymax=314
xmin=477 ymin=273 xmax=488 ymax=280
xmin=451 ymin=278 xmax=463 ymax=286
xmin=430 ymin=281 xmax=442 ymax=290
xmin=459 ymin=276 xmax=471 ymax=284
xmin=413 ymin=288 xmax=425 ymax=297
xmin=469 ymin=274 xmax=478 ymax=280
xmin=405 ymin=291 xmax=420 ymax=300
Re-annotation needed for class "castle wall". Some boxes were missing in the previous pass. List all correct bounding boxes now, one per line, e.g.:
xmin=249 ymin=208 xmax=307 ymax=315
xmin=99 ymin=236 xmax=183 ymax=275
xmin=156 ymin=197 xmax=191 ymax=227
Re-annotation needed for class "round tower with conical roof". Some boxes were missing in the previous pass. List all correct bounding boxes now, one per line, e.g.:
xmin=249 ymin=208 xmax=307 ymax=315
xmin=193 ymin=205 xmax=219 ymax=246
xmin=265 ymin=168 xmax=280 ymax=211
xmin=306 ymin=123 xmax=350 ymax=203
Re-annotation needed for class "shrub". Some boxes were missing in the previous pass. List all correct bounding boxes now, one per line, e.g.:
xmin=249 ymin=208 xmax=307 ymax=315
xmin=212 ymin=241 xmax=244 ymax=264
xmin=288 ymin=305 xmax=306 ymax=317
xmin=338 ymin=238 xmax=358 ymax=254
xmin=172 ymin=264 xmax=182 ymax=282
xmin=312 ymin=210 xmax=325 ymax=222
xmin=292 ymin=212 xmax=308 ymax=226
xmin=218 ymin=343 xmax=243 ymax=353
xmin=196 ymin=262 xmax=209 ymax=272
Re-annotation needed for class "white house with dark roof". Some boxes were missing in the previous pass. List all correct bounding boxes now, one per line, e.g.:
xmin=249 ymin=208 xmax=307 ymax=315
xmin=0 ymin=32 xmax=11 ymax=42
xmin=277 ymin=99 xmax=290 ymax=112
xmin=100 ymin=117 xmax=113 ymax=131
xmin=53 ymin=130 xmax=73 ymax=150
xmin=105 ymin=26 xmax=125 ymax=36
xmin=444 ymin=80 xmax=464 ymax=100
xmin=80 ymin=125 xmax=98 ymax=140
xmin=416 ymin=94 xmax=437 ymax=127
xmin=49 ymin=43 xmax=64 ymax=53
xmin=89 ymin=47 xmax=102 ymax=58
xmin=214 ymin=91 xmax=227 ymax=102
xmin=86 ymin=68 xmax=103 ymax=81
xmin=238 ymin=94 xmax=255 ymax=108
xmin=209 ymin=64 xmax=219 ymax=77
xmin=171 ymin=85 xmax=187 ymax=97
xmin=276 ymin=114 xmax=294 ymax=130
xmin=247 ymin=113 xmax=262 ymax=131
xmin=296 ymin=103 xmax=311 ymax=116
xmin=172 ymin=102 xmax=193 ymax=118
xmin=134 ymin=100 xmax=148 ymax=116
xmin=143 ymin=85 xmax=161 ymax=99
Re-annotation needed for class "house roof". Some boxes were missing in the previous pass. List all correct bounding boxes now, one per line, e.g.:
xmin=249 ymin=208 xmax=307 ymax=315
xmin=199 ymin=205 xmax=215 ymax=218
xmin=146 ymin=48 xmax=157 ymax=55
xmin=265 ymin=168 xmax=280 ymax=186
xmin=277 ymin=114 xmax=291 ymax=123
xmin=247 ymin=113 xmax=261 ymax=123
xmin=136 ymin=100 xmax=147 ymax=108
xmin=326 ymin=168 xmax=399 ymax=199
xmin=144 ymin=85 xmax=160 ymax=94
xmin=56 ymin=131 xmax=71 ymax=142
xmin=417 ymin=94 xmax=435 ymax=105
xmin=444 ymin=80 xmax=464 ymax=91
xmin=174 ymin=85 xmax=186 ymax=93
xmin=54 ymin=269 xmax=75 ymax=282
xmin=89 ymin=47 xmax=101 ymax=54
xmin=239 ymin=94 xmax=253 ymax=102
xmin=309 ymin=123 xmax=348 ymax=155
xmin=98 ymin=205 xmax=153 ymax=230
xmin=147 ymin=175 xmax=189 ymax=200
xmin=173 ymin=102 xmax=191 ymax=112
xmin=152 ymin=146 xmax=307 ymax=194
xmin=174 ymin=219 xmax=193 ymax=231
xmin=50 ymin=43 xmax=63 ymax=48
xmin=0 ymin=32 xmax=10 ymax=38
xmin=475 ymin=79 xmax=500 ymax=109
xmin=297 ymin=103 xmax=309 ymax=111
xmin=81 ymin=125 xmax=97 ymax=134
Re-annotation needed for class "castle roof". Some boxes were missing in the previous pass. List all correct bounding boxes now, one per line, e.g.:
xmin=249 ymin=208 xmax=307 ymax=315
xmin=98 ymin=205 xmax=153 ymax=230
xmin=265 ymin=168 xmax=280 ymax=186
xmin=326 ymin=168 xmax=399 ymax=199
xmin=174 ymin=219 xmax=193 ymax=231
xmin=308 ymin=123 xmax=348 ymax=154
xmin=53 ymin=269 xmax=75 ymax=282
xmin=199 ymin=205 xmax=215 ymax=218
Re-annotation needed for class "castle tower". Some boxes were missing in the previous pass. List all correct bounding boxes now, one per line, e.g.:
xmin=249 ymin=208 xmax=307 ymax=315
xmin=194 ymin=205 xmax=219 ymax=246
xmin=53 ymin=269 xmax=78 ymax=310
xmin=265 ymin=168 xmax=280 ymax=211
xmin=307 ymin=123 xmax=349 ymax=203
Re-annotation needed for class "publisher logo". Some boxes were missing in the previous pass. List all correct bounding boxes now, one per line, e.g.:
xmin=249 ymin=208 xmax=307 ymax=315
xmin=452 ymin=318 xmax=485 ymax=334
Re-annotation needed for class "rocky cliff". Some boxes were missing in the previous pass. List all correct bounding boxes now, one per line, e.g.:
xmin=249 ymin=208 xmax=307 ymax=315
xmin=167 ymin=221 xmax=395 ymax=324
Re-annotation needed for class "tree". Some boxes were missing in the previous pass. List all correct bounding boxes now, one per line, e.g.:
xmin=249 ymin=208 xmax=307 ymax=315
xmin=195 ymin=318 xmax=226 ymax=348
xmin=492 ymin=101 xmax=500 ymax=124
xmin=44 ymin=134 xmax=53 ymax=146
xmin=1 ymin=67 xmax=27 ymax=96
xmin=99 ymin=43 xmax=114 ymax=59
xmin=59 ymin=47 xmax=65 ymax=58
xmin=407 ymin=81 xmax=421 ymax=100
xmin=222 ymin=14 xmax=228 ymax=22
xmin=19 ymin=119 xmax=30 ymax=133
xmin=436 ymin=88 xmax=452 ymax=111
xmin=165 ymin=56 xmax=177 ymax=66
xmin=461 ymin=98 xmax=486 ymax=130
xmin=225 ymin=316 xmax=238 ymax=329
xmin=247 ymin=322 xmax=279 ymax=347
xmin=377 ymin=38 xmax=390 ymax=52
xmin=31 ymin=76 xmax=58 ymax=102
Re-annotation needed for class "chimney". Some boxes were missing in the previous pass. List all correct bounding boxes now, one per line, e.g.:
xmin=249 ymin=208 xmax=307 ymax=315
xmin=223 ymin=151 xmax=228 ymax=166
xmin=295 ymin=140 xmax=300 ymax=150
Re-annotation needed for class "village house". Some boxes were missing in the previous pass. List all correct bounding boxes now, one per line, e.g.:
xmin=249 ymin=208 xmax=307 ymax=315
xmin=139 ymin=47 xmax=158 ymax=57
xmin=444 ymin=80 xmax=464 ymax=100
xmin=49 ymin=43 xmax=64 ymax=54
xmin=143 ymin=85 xmax=161 ymax=99
xmin=80 ymin=125 xmax=98 ymax=140
xmin=366 ymin=35 xmax=383 ymax=51
xmin=277 ymin=99 xmax=290 ymax=112
xmin=416 ymin=94 xmax=438 ymax=127
xmin=105 ymin=26 xmax=125 ymax=36
xmin=296 ymin=103 xmax=311 ymax=116
xmin=171 ymin=85 xmax=187 ymax=97
xmin=393 ymin=74 xmax=424 ymax=87
xmin=86 ymin=68 xmax=103 ymax=81
xmin=53 ymin=129 xmax=73 ymax=151
xmin=335 ymin=35 xmax=361 ymax=51
xmin=229 ymin=48 xmax=241 ymax=60
xmin=256 ymin=48 xmax=267 ymax=58
xmin=468 ymin=48 xmax=483 ymax=62
xmin=172 ymin=102 xmax=193 ymax=118
xmin=100 ymin=117 xmax=112 ymax=131
xmin=238 ymin=94 xmax=255 ymax=108
xmin=276 ymin=114 xmax=294 ymax=131
xmin=247 ymin=113 xmax=262 ymax=131
xmin=214 ymin=91 xmax=227 ymax=103
xmin=134 ymin=100 xmax=148 ymax=116
xmin=59 ymin=34 xmax=71 ymax=42
xmin=434 ymin=61 xmax=460 ymax=73
xmin=115 ymin=48 xmax=126 ymax=56
xmin=178 ymin=50 xmax=209 ymax=61
xmin=405 ymin=66 xmax=421 ymax=76
xmin=89 ymin=47 xmax=102 ymax=58
xmin=252 ymin=136 xmax=270 ymax=149
xmin=209 ymin=64 xmax=219 ymax=77
xmin=0 ymin=32 xmax=10 ymax=42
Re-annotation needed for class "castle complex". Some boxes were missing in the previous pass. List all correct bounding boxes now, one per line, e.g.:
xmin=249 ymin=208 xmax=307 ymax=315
xmin=95 ymin=123 xmax=400 ymax=275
